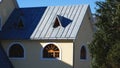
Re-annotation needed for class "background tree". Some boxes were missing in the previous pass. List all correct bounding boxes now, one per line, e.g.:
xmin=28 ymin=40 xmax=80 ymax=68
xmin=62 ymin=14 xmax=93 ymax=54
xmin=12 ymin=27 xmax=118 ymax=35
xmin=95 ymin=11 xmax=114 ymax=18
xmin=89 ymin=0 xmax=120 ymax=68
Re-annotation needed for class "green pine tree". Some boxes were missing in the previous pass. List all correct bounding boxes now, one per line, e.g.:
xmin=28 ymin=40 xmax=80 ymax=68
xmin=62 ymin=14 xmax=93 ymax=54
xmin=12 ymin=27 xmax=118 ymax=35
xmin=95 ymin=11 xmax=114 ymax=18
xmin=89 ymin=0 xmax=120 ymax=68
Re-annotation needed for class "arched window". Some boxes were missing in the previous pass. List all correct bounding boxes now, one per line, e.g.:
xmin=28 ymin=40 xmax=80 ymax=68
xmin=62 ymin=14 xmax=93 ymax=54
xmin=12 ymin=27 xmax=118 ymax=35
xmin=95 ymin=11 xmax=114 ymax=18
xmin=9 ymin=43 xmax=24 ymax=58
xmin=80 ymin=46 xmax=86 ymax=59
xmin=43 ymin=44 xmax=59 ymax=58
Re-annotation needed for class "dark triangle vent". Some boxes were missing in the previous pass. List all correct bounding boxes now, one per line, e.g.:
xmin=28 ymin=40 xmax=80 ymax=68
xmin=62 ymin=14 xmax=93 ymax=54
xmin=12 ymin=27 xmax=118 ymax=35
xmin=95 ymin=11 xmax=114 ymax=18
xmin=53 ymin=17 xmax=60 ymax=28
xmin=18 ymin=18 xmax=24 ymax=29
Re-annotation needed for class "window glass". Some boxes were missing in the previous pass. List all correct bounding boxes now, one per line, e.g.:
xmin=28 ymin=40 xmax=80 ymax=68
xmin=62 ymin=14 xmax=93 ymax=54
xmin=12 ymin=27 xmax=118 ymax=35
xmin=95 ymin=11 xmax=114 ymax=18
xmin=43 ymin=44 xmax=59 ymax=58
xmin=80 ymin=46 xmax=86 ymax=59
xmin=9 ymin=44 xmax=24 ymax=58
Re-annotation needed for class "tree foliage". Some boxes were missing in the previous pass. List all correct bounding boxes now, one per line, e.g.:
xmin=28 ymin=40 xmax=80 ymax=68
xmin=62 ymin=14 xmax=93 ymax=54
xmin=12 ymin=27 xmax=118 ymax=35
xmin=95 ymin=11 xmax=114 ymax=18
xmin=89 ymin=0 xmax=120 ymax=68
xmin=107 ymin=41 xmax=120 ymax=68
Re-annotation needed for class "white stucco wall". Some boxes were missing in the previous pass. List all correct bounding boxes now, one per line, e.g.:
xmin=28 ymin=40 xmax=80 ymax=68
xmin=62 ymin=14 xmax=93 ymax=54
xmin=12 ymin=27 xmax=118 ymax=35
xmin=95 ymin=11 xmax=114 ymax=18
xmin=1 ymin=40 xmax=73 ymax=68
xmin=74 ymin=6 xmax=94 ymax=68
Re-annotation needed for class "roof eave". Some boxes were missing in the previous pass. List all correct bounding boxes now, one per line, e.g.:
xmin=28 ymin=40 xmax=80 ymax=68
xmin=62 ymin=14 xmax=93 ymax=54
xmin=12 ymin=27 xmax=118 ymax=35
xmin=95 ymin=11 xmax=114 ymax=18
xmin=30 ymin=38 xmax=74 ymax=42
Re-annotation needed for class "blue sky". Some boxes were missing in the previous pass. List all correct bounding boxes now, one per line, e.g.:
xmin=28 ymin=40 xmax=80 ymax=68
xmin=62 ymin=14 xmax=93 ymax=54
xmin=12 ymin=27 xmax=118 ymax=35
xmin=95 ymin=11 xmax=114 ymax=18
xmin=17 ymin=0 xmax=104 ymax=13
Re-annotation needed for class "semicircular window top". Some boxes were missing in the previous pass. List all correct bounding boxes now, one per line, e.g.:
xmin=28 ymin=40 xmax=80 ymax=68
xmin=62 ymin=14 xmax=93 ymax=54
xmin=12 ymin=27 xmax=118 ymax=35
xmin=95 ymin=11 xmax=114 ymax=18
xmin=43 ymin=44 xmax=60 ymax=59
xmin=80 ymin=45 xmax=87 ymax=60
xmin=8 ymin=43 xmax=24 ymax=58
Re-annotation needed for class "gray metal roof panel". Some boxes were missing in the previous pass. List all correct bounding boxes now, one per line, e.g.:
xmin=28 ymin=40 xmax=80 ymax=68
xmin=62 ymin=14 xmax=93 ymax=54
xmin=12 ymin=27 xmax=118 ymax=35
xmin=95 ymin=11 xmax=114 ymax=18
xmin=30 ymin=5 xmax=89 ymax=40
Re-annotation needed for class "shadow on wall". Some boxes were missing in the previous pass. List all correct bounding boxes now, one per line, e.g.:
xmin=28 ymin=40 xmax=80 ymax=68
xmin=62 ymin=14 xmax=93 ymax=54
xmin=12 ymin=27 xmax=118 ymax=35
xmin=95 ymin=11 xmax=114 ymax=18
xmin=0 ymin=7 xmax=46 ymax=39
xmin=29 ymin=43 xmax=72 ymax=68
xmin=38 ymin=59 xmax=72 ymax=68
xmin=4 ymin=41 xmax=73 ymax=68
xmin=0 ymin=43 xmax=14 ymax=68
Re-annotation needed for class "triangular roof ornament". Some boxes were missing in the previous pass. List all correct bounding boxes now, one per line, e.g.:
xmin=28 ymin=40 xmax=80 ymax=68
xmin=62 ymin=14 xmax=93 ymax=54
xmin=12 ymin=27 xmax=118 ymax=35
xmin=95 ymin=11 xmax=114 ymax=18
xmin=53 ymin=15 xmax=72 ymax=28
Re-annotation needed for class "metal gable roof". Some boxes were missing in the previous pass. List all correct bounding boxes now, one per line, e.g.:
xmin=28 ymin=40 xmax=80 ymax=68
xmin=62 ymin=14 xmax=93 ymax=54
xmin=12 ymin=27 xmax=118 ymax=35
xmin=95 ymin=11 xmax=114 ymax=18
xmin=30 ymin=5 xmax=89 ymax=40
xmin=0 ymin=5 xmax=89 ymax=40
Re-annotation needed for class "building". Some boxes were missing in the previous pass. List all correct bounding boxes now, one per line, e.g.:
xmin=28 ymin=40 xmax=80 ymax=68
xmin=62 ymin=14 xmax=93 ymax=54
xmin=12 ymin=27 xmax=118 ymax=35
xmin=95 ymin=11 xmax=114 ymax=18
xmin=0 ymin=0 xmax=94 ymax=68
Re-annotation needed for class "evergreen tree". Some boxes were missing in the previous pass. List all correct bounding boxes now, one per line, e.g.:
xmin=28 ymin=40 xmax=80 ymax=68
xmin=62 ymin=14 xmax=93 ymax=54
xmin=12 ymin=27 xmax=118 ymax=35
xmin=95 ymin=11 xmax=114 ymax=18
xmin=89 ymin=0 xmax=120 ymax=68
